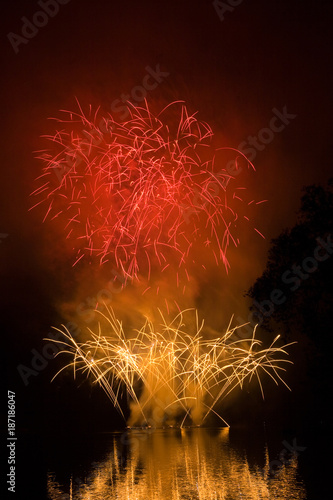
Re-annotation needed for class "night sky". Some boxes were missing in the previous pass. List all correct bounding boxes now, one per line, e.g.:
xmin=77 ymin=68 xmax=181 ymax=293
xmin=2 ymin=0 xmax=333 ymax=497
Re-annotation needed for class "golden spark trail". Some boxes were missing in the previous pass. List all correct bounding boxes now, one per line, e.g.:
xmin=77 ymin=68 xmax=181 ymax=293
xmin=47 ymin=307 xmax=294 ymax=427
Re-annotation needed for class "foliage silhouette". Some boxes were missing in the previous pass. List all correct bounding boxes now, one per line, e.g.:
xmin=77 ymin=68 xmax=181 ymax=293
xmin=246 ymin=178 xmax=333 ymax=352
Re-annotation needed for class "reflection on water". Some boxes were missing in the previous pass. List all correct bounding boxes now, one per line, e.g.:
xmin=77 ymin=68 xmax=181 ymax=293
xmin=47 ymin=428 xmax=306 ymax=499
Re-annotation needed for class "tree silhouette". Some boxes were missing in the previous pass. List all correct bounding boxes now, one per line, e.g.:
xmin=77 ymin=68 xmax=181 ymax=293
xmin=246 ymin=178 xmax=333 ymax=351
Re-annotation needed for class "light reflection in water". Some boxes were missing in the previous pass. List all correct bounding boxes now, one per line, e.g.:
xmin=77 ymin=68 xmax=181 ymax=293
xmin=47 ymin=428 xmax=306 ymax=499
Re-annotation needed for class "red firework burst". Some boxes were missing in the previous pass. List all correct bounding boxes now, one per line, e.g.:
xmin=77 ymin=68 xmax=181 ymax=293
xmin=31 ymin=100 xmax=258 ymax=285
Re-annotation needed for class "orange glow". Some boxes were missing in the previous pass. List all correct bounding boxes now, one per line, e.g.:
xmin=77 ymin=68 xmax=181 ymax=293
xmin=47 ymin=306 xmax=294 ymax=427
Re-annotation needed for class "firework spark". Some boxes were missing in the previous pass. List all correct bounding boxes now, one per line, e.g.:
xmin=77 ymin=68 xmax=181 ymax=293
xmin=31 ymin=100 xmax=258 ymax=285
xmin=47 ymin=307 xmax=294 ymax=427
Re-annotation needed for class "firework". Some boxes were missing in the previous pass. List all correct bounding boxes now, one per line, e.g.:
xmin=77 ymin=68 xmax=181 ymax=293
xmin=31 ymin=100 xmax=258 ymax=285
xmin=47 ymin=307 xmax=294 ymax=427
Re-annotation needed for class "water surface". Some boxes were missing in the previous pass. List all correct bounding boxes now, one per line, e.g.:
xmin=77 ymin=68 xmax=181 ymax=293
xmin=47 ymin=427 xmax=306 ymax=499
